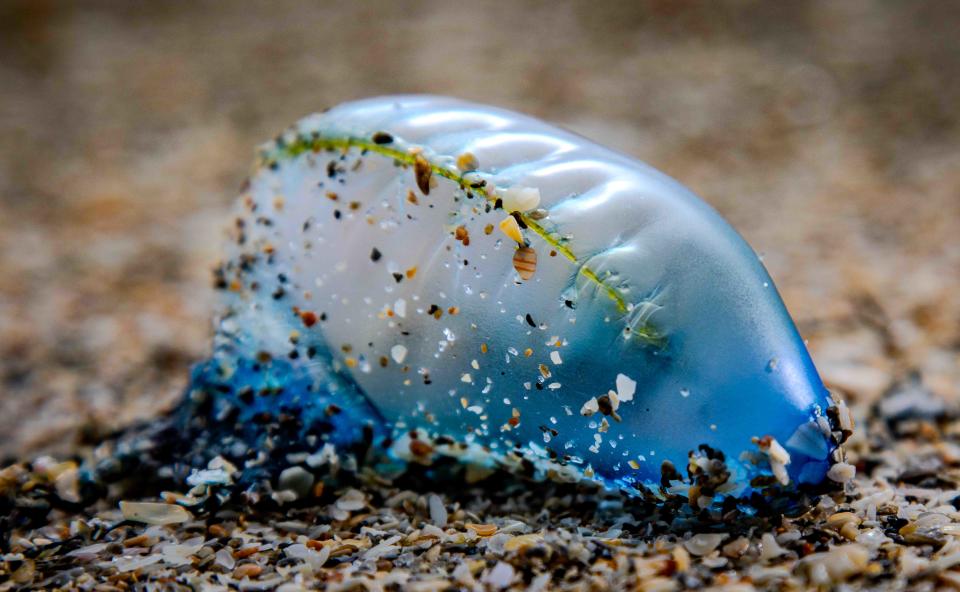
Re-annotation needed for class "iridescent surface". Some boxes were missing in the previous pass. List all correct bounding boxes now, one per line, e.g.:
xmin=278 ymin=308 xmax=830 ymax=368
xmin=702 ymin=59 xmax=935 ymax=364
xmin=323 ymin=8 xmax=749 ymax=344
xmin=212 ymin=95 xmax=839 ymax=495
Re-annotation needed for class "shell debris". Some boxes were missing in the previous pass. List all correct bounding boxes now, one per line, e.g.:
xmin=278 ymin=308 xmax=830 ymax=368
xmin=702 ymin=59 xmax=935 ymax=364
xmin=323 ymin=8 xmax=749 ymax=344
xmin=456 ymin=152 xmax=479 ymax=172
xmin=119 ymin=501 xmax=193 ymax=525
xmin=413 ymin=153 xmax=432 ymax=195
xmin=512 ymin=247 xmax=537 ymax=280
xmin=500 ymin=186 xmax=541 ymax=212
xmin=498 ymin=216 xmax=524 ymax=244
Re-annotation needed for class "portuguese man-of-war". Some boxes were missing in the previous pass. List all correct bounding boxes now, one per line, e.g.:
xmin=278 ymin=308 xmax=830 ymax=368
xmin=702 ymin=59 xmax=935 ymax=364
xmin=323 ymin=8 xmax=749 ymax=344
xmin=82 ymin=96 xmax=854 ymax=514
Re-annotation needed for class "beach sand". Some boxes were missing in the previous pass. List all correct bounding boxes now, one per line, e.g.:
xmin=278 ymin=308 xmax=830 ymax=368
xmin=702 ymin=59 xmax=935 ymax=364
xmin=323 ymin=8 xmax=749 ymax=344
xmin=1 ymin=2 xmax=959 ymax=588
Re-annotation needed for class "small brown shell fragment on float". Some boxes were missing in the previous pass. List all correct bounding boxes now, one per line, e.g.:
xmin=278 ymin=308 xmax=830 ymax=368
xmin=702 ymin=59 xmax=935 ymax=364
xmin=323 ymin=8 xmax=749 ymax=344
xmin=513 ymin=247 xmax=537 ymax=280
xmin=413 ymin=153 xmax=432 ymax=195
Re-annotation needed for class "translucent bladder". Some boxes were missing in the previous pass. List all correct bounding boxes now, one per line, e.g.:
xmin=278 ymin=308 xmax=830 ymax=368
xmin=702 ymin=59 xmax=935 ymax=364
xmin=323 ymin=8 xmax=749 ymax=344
xmin=202 ymin=95 xmax=848 ymax=499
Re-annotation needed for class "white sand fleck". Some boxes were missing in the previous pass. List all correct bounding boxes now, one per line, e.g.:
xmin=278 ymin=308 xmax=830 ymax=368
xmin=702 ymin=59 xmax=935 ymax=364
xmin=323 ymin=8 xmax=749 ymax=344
xmin=390 ymin=344 xmax=407 ymax=364
xmin=615 ymin=373 xmax=636 ymax=402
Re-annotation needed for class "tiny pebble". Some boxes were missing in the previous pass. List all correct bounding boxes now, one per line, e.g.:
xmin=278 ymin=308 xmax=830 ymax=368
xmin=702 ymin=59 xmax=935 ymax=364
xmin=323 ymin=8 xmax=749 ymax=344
xmin=119 ymin=501 xmax=192 ymax=525
xmin=482 ymin=561 xmax=515 ymax=589
xmin=827 ymin=462 xmax=856 ymax=483
xmin=428 ymin=494 xmax=447 ymax=527
xmin=233 ymin=563 xmax=262 ymax=580
xmin=685 ymin=533 xmax=726 ymax=556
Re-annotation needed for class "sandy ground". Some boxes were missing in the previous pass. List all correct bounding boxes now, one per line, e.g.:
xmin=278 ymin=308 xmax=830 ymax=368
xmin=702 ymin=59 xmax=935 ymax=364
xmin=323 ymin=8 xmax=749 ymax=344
xmin=1 ymin=0 xmax=958 ymax=459
xmin=0 ymin=1 xmax=959 ymax=589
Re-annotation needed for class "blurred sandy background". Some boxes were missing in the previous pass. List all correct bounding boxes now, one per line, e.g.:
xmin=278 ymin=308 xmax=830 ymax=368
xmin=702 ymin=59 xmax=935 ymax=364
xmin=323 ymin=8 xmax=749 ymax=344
xmin=1 ymin=0 xmax=957 ymax=460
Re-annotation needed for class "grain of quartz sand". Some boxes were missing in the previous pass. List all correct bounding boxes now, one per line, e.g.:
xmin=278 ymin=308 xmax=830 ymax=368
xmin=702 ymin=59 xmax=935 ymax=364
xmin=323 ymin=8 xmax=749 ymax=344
xmin=2 ymin=370 xmax=960 ymax=590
